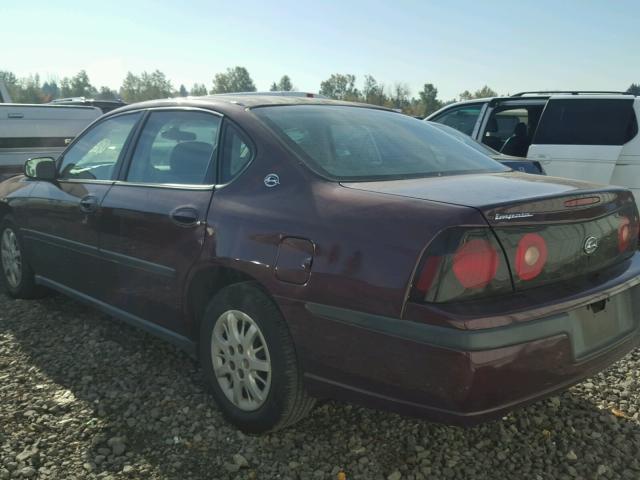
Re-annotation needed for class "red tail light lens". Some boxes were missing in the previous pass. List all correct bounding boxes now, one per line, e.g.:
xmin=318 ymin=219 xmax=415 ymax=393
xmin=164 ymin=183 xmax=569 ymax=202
xmin=514 ymin=233 xmax=548 ymax=281
xmin=452 ymin=239 xmax=498 ymax=288
xmin=411 ymin=228 xmax=512 ymax=303
xmin=618 ymin=216 xmax=631 ymax=252
xmin=415 ymin=256 xmax=442 ymax=293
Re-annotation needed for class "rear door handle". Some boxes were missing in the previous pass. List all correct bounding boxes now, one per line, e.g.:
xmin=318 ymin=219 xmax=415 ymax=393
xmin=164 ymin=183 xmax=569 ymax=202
xmin=170 ymin=206 xmax=201 ymax=227
xmin=79 ymin=195 xmax=99 ymax=213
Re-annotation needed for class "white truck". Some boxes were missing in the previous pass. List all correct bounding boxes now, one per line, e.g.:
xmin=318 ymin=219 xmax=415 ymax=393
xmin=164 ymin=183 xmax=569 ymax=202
xmin=0 ymin=81 xmax=101 ymax=180
xmin=426 ymin=91 xmax=640 ymax=200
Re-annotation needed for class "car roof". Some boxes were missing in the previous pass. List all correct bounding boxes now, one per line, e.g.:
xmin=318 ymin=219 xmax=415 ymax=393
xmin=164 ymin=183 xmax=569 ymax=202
xmin=111 ymin=94 xmax=392 ymax=116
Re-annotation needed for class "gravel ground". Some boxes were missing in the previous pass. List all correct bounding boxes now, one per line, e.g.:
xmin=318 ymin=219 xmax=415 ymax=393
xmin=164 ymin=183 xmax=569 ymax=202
xmin=0 ymin=293 xmax=639 ymax=480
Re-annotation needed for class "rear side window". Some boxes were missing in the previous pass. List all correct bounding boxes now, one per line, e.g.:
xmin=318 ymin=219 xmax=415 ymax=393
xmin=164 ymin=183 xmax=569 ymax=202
xmin=126 ymin=110 xmax=220 ymax=185
xmin=533 ymin=99 xmax=638 ymax=146
xmin=253 ymin=105 xmax=507 ymax=181
xmin=219 ymin=123 xmax=253 ymax=183
xmin=431 ymin=104 xmax=483 ymax=135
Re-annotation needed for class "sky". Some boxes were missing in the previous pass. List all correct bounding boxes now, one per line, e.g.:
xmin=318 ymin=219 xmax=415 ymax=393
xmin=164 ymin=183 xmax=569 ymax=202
xmin=1 ymin=0 xmax=639 ymax=100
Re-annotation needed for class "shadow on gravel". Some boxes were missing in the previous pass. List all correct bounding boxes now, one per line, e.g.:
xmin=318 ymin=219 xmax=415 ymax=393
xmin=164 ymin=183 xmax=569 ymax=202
xmin=1 ymin=293 xmax=640 ymax=480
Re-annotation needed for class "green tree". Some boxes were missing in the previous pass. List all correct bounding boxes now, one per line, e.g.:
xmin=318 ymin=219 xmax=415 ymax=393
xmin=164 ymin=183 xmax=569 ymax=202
xmin=270 ymin=75 xmax=293 ymax=91
xmin=41 ymin=81 xmax=60 ymax=101
xmin=68 ymin=70 xmax=96 ymax=97
xmin=418 ymin=83 xmax=442 ymax=116
xmin=119 ymin=72 xmax=141 ymax=102
xmin=15 ymin=74 xmax=45 ymax=103
xmin=190 ymin=83 xmax=208 ymax=96
xmin=362 ymin=75 xmax=387 ymax=105
xmin=178 ymin=84 xmax=188 ymax=97
xmin=59 ymin=77 xmax=72 ymax=97
xmin=460 ymin=85 xmax=498 ymax=100
xmin=389 ymin=83 xmax=410 ymax=110
xmin=96 ymin=86 xmax=118 ymax=100
xmin=210 ymin=66 xmax=256 ymax=94
xmin=119 ymin=70 xmax=173 ymax=102
xmin=0 ymin=71 xmax=20 ymax=100
xmin=140 ymin=70 xmax=173 ymax=100
xmin=319 ymin=73 xmax=360 ymax=101
xmin=627 ymin=83 xmax=640 ymax=96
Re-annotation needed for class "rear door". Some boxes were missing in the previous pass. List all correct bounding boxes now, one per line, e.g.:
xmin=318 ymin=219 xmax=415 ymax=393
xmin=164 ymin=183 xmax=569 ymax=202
xmin=475 ymin=99 xmax=546 ymax=155
xmin=99 ymin=108 xmax=222 ymax=335
xmin=527 ymin=96 xmax=637 ymax=186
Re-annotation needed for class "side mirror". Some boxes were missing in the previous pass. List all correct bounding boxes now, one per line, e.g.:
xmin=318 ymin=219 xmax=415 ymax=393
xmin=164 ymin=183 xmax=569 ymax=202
xmin=24 ymin=157 xmax=57 ymax=181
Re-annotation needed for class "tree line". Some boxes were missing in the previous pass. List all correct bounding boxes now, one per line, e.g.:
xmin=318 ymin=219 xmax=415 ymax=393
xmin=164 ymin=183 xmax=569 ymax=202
xmin=2 ymin=67 xmax=639 ymax=117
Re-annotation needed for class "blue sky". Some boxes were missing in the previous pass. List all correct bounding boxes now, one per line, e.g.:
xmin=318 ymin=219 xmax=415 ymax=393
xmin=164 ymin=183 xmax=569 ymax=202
xmin=1 ymin=0 xmax=639 ymax=99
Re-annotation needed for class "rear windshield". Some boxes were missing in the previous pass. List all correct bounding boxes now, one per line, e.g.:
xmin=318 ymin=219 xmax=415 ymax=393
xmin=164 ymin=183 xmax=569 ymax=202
xmin=253 ymin=105 xmax=508 ymax=181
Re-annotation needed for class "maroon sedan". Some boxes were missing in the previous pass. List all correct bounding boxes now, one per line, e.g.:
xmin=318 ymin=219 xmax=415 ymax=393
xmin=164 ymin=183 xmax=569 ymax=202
xmin=1 ymin=95 xmax=639 ymax=433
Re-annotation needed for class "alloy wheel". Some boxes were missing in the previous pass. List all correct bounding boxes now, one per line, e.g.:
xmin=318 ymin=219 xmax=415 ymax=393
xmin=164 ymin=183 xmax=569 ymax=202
xmin=211 ymin=310 xmax=272 ymax=411
xmin=1 ymin=229 xmax=22 ymax=288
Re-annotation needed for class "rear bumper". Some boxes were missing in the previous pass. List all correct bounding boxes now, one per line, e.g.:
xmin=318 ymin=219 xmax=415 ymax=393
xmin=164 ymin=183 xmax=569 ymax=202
xmin=287 ymin=258 xmax=640 ymax=425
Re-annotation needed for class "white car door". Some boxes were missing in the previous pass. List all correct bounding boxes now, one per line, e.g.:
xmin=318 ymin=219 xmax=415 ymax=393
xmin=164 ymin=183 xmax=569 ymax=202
xmin=527 ymin=96 xmax=637 ymax=188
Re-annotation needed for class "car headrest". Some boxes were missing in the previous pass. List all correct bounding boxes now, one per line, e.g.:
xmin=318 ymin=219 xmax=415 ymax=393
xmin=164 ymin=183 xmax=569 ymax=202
xmin=486 ymin=117 xmax=498 ymax=133
xmin=514 ymin=122 xmax=527 ymax=137
xmin=169 ymin=141 xmax=213 ymax=184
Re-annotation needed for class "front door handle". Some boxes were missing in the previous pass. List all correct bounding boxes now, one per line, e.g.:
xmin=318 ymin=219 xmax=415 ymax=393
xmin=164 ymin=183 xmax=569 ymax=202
xmin=79 ymin=195 xmax=99 ymax=213
xmin=170 ymin=206 xmax=201 ymax=227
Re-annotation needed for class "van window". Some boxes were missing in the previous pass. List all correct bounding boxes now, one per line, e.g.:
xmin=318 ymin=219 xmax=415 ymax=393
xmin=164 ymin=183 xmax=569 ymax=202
xmin=431 ymin=104 xmax=483 ymax=135
xmin=533 ymin=99 xmax=638 ymax=146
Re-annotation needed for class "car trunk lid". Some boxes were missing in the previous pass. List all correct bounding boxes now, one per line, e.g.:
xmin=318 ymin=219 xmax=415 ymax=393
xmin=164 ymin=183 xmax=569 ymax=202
xmin=343 ymin=172 xmax=639 ymax=291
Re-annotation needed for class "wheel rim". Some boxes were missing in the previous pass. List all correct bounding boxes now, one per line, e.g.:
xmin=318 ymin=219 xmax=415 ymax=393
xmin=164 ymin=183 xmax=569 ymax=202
xmin=211 ymin=310 xmax=272 ymax=411
xmin=1 ymin=228 xmax=22 ymax=288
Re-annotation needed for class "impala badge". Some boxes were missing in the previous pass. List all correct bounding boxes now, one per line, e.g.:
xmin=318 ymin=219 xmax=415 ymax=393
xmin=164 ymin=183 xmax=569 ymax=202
xmin=264 ymin=173 xmax=280 ymax=188
xmin=583 ymin=236 xmax=599 ymax=255
xmin=494 ymin=212 xmax=534 ymax=221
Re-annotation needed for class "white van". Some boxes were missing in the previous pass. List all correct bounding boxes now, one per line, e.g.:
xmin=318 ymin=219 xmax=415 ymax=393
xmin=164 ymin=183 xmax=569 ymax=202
xmin=426 ymin=92 xmax=640 ymax=199
xmin=0 ymin=103 xmax=101 ymax=180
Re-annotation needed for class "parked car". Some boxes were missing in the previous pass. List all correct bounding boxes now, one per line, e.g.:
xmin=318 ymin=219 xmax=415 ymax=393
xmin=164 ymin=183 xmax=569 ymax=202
xmin=49 ymin=97 xmax=127 ymax=114
xmin=215 ymin=91 xmax=328 ymax=99
xmin=0 ymin=104 xmax=102 ymax=180
xmin=2 ymin=95 xmax=639 ymax=433
xmin=426 ymin=91 xmax=640 ymax=198
xmin=427 ymin=121 xmax=545 ymax=174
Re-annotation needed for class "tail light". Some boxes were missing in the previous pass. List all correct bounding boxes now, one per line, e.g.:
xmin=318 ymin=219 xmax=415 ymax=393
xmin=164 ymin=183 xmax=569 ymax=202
xmin=412 ymin=228 xmax=512 ymax=303
xmin=413 ymin=207 xmax=639 ymax=304
xmin=514 ymin=233 xmax=548 ymax=280
xmin=618 ymin=216 xmax=631 ymax=252
xmin=452 ymin=239 xmax=499 ymax=288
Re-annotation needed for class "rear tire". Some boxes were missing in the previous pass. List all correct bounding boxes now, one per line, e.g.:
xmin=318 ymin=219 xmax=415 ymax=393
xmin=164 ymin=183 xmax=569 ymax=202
xmin=0 ymin=216 xmax=45 ymax=299
xmin=199 ymin=282 xmax=315 ymax=433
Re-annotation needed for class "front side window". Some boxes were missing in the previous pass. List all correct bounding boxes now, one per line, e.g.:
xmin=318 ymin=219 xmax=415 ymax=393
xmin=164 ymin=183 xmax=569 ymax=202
xmin=126 ymin=110 xmax=220 ymax=185
xmin=431 ymin=104 xmax=483 ymax=135
xmin=253 ymin=105 xmax=507 ymax=181
xmin=533 ymin=99 xmax=638 ymax=146
xmin=58 ymin=112 xmax=141 ymax=180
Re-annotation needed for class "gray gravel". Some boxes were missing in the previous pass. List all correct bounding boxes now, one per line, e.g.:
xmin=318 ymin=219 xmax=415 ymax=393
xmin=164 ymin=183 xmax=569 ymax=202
xmin=1 ymin=293 xmax=639 ymax=480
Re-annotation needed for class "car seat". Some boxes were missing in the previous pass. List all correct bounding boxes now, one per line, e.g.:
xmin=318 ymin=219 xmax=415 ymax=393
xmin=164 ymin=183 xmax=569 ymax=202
xmin=500 ymin=122 xmax=530 ymax=157
xmin=483 ymin=117 xmax=503 ymax=151
xmin=168 ymin=141 xmax=213 ymax=184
